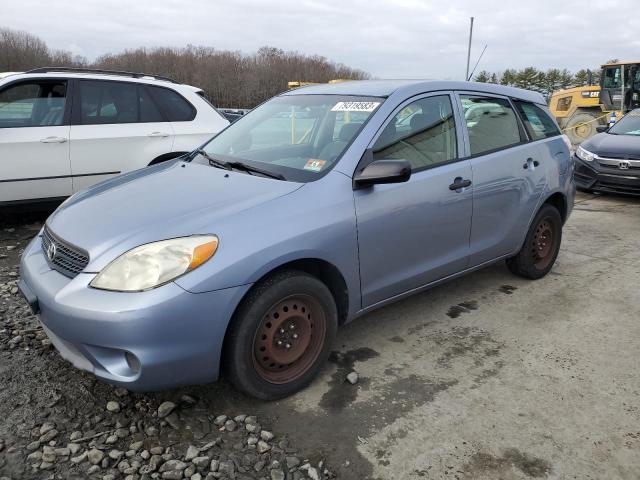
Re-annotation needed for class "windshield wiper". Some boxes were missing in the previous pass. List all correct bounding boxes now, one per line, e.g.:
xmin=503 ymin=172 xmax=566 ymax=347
xmin=192 ymin=149 xmax=285 ymax=180
xmin=225 ymin=161 xmax=286 ymax=180
xmin=193 ymin=149 xmax=232 ymax=171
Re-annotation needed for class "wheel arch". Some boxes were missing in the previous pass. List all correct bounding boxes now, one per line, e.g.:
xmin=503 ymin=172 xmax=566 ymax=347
xmin=233 ymin=257 xmax=350 ymax=327
xmin=512 ymin=190 xmax=568 ymax=258
xmin=543 ymin=191 xmax=568 ymax=224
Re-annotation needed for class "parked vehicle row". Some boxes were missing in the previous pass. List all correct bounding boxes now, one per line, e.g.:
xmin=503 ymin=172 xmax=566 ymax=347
xmin=0 ymin=68 xmax=229 ymax=206
xmin=19 ymin=79 xmax=575 ymax=399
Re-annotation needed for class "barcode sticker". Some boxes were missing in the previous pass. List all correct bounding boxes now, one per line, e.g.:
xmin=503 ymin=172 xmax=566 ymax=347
xmin=331 ymin=101 xmax=380 ymax=112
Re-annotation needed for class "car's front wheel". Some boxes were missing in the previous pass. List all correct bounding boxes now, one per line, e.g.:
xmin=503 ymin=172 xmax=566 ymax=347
xmin=223 ymin=270 xmax=337 ymax=400
xmin=506 ymin=204 xmax=562 ymax=279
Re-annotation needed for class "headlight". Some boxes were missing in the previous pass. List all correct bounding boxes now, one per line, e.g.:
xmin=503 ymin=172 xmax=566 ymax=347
xmin=90 ymin=235 xmax=218 ymax=292
xmin=576 ymin=145 xmax=595 ymax=162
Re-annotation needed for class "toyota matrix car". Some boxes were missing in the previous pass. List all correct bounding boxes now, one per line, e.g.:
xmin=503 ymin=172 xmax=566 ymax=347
xmin=19 ymin=80 xmax=575 ymax=399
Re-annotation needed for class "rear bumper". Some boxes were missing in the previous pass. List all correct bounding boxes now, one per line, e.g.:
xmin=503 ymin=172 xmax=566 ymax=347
xmin=19 ymin=235 xmax=251 ymax=391
xmin=574 ymin=156 xmax=640 ymax=196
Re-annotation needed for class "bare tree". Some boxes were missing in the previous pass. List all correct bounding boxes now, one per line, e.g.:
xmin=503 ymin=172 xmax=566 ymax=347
xmin=94 ymin=44 xmax=369 ymax=108
xmin=0 ymin=27 xmax=86 ymax=71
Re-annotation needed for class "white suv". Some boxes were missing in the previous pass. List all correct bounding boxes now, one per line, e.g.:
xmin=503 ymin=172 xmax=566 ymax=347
xmin=0 ymin=68 xmax=229 ymax=205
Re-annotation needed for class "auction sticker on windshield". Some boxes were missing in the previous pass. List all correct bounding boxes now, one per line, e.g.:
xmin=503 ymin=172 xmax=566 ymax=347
xmin=304 ymin=159 xmax=327 ymax=172
xmin=331 ymin=101 xmax=380 ymax=112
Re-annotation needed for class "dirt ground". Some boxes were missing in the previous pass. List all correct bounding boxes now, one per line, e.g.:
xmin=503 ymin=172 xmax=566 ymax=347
xmin=1 ymin=191 xmax=639 ymax=480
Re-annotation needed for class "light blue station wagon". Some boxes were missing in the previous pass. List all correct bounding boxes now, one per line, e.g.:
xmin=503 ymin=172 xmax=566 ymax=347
xmin=19 ymin=80 xmax=575 ymax=399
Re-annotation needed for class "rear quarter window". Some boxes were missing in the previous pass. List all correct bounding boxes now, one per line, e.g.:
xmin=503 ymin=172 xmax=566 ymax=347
xmin=514 ymin=101 xmax=561 ymax=140
xmin=149 ymin=86 xmax=196 ymax=122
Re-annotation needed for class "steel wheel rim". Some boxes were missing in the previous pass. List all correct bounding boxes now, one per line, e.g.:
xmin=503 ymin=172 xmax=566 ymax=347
xmin=252 ymin=294 xmax=326 ymax=384
xmin=532 ymin=217 xmax=556 ymax=269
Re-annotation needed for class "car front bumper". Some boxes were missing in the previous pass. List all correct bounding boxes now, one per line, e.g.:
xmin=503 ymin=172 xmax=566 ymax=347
xmin=574 ymin=155 xmax=640 ymax=196
xmin=18 ymin=234 xmax=251 ymax=391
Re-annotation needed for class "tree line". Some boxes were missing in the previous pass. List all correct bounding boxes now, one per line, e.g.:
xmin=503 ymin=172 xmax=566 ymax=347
xmin=472 ymin=65 xmax=612 ymax=99
xmin=0 ymin=27 xmax=369 ymax=108
xmin=0 ymin=26 xmax=615 ymax=107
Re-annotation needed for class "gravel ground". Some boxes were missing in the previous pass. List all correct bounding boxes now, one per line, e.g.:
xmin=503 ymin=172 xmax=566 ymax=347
xmin=0 ymin=211 xmax=330 ymax=480
xmin=1 ymin=191 xmax=639 ymax=480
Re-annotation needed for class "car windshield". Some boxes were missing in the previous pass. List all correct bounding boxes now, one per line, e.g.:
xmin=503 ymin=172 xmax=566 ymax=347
xmin=196 ymin=94 xmax=383 ymax=182
xmin=609 ymin=110 xmax=640 ymax=136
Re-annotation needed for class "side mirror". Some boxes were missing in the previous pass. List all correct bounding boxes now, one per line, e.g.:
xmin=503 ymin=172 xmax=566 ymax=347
xmin=595 ymin=125 xmax=609 ymax=133
xmin=354 ymin=155 xmax=411 ymax=189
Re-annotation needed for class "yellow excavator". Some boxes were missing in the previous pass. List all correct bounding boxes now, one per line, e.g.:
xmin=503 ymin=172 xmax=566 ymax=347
xmin=550 ymin=60 xmax=640 ymax=143
xmin=287 ymin=79 xmax=350 ymax=89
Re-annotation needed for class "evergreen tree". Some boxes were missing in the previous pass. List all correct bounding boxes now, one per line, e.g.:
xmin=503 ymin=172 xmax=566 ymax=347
xmin=542 ymin=68 xmax=563 ymax=97
xmin=514 ymin=67 xmax=544 ymax=92
xmin=500 ymin=69 xmax=517 ymax=86
xmin=473 ymin=70 xmax=491 ymax=83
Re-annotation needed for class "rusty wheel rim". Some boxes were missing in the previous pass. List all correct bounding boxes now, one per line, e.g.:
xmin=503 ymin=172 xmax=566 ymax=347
xmin=252 ymin=294 xmax=326 ymax=384
xmin=532 ymin=217 xmax=556 ymax=269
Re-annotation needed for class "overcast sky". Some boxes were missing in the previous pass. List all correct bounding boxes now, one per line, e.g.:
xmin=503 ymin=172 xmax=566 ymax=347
xmin=4 ymin=0 xmax=639 ymax=79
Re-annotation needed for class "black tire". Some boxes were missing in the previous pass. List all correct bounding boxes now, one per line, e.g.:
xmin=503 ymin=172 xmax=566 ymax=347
xmin=564 ymin=110 xmax=600 ymax=144
xmin=223 ymin=270 xmax=337 ymax=400
xmin=506 ymin=204 xmax=562 ymax=279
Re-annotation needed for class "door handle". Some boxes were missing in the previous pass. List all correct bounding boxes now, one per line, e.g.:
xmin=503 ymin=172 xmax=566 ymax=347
xmin=449 ymin=177 xmax=472 ymax=191
xmin=523 ymin=158 xmax=540 ymax=169
xmin=147 ymin=131 xmax=170 ymax=138
xmin=40 ymin=136 xmax=68 ymax=144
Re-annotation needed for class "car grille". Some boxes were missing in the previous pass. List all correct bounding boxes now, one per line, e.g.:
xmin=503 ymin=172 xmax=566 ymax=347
xmin=41 ymin=226 xmax=89 ymax=278
xmin=597 ymin=152 xmax=640 ymax=161
xmin=596 ymin=155 xmax=640 ymax=170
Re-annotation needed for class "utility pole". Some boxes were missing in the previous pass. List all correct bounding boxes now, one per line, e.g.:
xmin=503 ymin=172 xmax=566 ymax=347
xmin=465 ymin=17 xmax=474 ymax=81
xmin=620 ymin=64 xmax=625 ymax=113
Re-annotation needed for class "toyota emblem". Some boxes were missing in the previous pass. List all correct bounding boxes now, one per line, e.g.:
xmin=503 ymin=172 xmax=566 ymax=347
xmin=619 ymin=161 xmax=630 ymax=170
xmin=47 ymin=242 xmax=57 ymax=262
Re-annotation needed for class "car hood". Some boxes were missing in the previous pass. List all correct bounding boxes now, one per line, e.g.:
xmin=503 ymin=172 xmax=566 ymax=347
xmin=47 ymin=160 xmax=302 ymax=271
xmin=583 ymin=133 xmax=640 ymax=158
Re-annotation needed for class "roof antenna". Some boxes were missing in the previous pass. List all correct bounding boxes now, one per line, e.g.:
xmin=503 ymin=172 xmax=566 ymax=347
xmin=467 ymin=44 xmax=488 ymax=81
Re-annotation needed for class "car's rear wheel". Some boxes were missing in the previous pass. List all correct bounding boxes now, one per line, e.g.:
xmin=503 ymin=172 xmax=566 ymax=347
xmin=223 ymin=270 xmax=337 ymax=400
xmin=506 ymin=204 xmax=562 ymax=279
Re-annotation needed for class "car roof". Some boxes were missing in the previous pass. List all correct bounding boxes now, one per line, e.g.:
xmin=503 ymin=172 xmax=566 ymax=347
xmin=0 ymin=72 xmax=22 ymax=79
xmin=1 ymin=71 xmax=200 ymax=90
xmin=283 ymin=79 xmax=546 ymax=104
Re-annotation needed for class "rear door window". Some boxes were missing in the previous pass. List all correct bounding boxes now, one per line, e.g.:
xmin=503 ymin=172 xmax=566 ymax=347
xmin=78 ymin=80 xmax=166 ymax=125
xmin=461 ymin=95 xmax=524 ymax=156
xmin=514 ymin=101 xmax=560 ymax=140
xmin=148 ymin=86 xmax=196 ymax=121
xmin=0 ymin=80 xmax=67 ymax=128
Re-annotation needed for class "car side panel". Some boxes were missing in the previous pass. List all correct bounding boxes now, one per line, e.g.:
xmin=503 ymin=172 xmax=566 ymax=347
xmin=0 ymin=76 xmax=73 ymax=202
xmin=452 ymin=91 xmax=550 ymax=266
xmin=70 ymin=121 xmax=175 ymax=192
xmin=0 ymin=125 xmax=72 ymax=202
xmin=354 ymin=160 xmax=473 ymax=307
xmin=174 ymin=171 xmax=362 ymax=318
xmin=467 ymin=141 xmax=546 ymax=265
